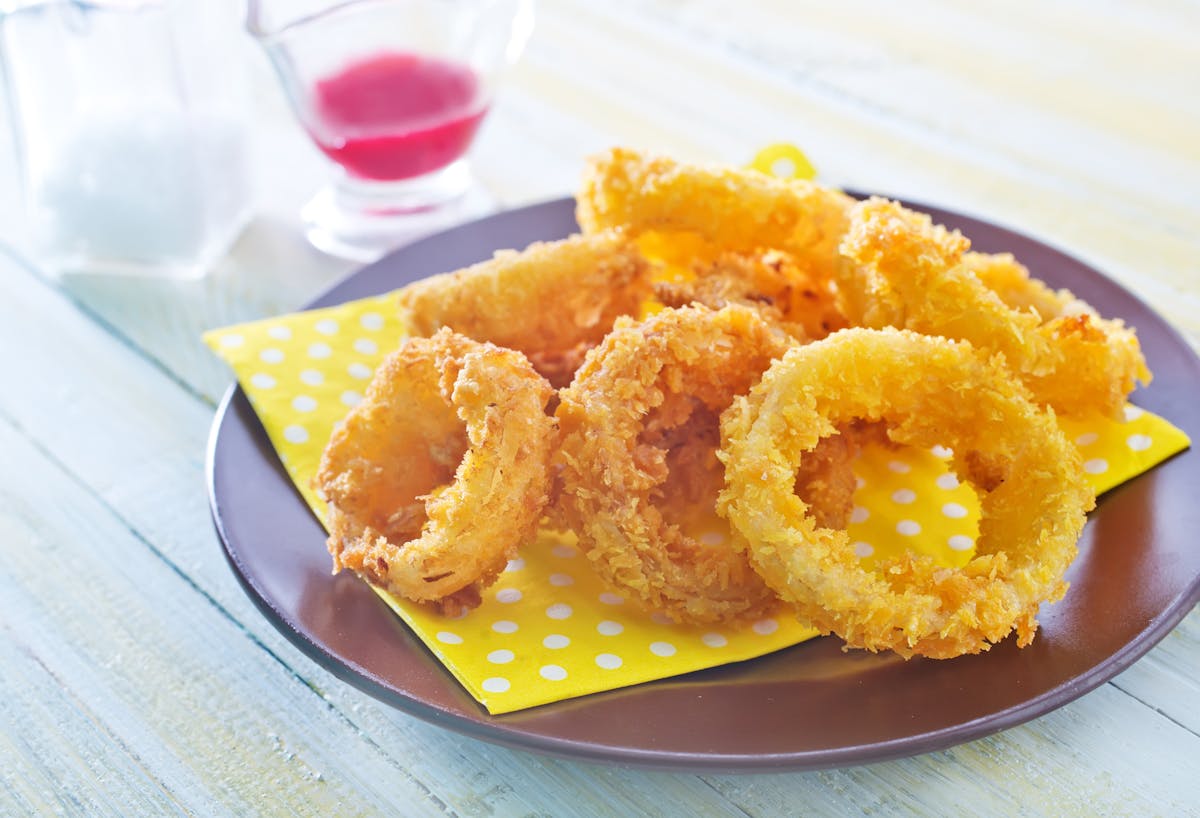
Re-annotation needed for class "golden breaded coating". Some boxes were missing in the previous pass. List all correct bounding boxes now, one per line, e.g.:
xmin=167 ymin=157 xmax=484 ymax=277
xmin=964 ymin=252 xmax=1151 ymax=415
xmin=577 ymin=147 xmax=854 ymax=283
xmin=314 ymin=330 xmax=556 ymax=615
xmin=839 ymin=198 xmax=1149 ymax=417
xmin=654 ymin=249 xmax=849 ymax=341
xmin=718 ymin=328 xmax=1096 ymax=659
xmin=556 ymin=305 xmax=819 ymax=624
xmin=397 ymin=230 xmax=652 ymax=387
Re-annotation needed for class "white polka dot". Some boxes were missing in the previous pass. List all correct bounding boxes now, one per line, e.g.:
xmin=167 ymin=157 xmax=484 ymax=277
xmin=1123 ymin=405 xmax=1144 ymax=421
xmin=597 ymin=620 xmax=624 ymax=636
xmin=701 ymin=633 xmax=727 ymax=648
xmin=1075 ymin=432 xmax=1099 ymax=446
xmin=259 ymin=348 xmax=284 ymax=364
xmin=299 ymin=369 xmax=324 ymax=386
xmin=315 ymin=319 xmax=339 ymax=336
xmin=340 ymin=391 xmax=363 ymax=407
xmin=698 ymin=530 xmax=727 ymax=546
xmin=888 ymin=460 xmax=912 ymax=474
xmin=931 ymin=445 xmax=953 ymax=459
xmin=292 ymin=395 xmax=318 ymax=412
xmin=897 ymin=520 xmax=921 ymax=536
xmin=752 ymin=619 xmax=779 ymax=635
xmin=482 ymin=677 xmax=510 ymax=693
xmin=1127 ymin=434 xmax=1153 ymax=452
xmin=853 ymin=541 xmax=874 ymax=558
xmin=495 ymin=588 xmax=522 ymax=603
xmin=551 ymin=544 xmax=578 ymax=558
xmin=891 ymin=488 xmax=917 ymax=504
xmin=283 ymin=425 xmax=308 ymax=444
xmin=308 ymin=342 xmax=332 ymax=359
xmin=487 ymin=649 xmax=514 ymax=664
xmin=543 ymin=634 xmax=570 ymax=649
xmin=219 ymin=333 xmax=244 ymax=348
xmin=360 ymin=312 xmax=385 ymax=330
xmin=942 ymin=502 xmax=969 ymax=519
xmin=854 ymin=476 xmax=866 ymax=490
xmin=491 ymin=620 xmax=518 ymax=634
xmin=1084 ymin=458 xmax=1109 ymax=475
xmin=540 ymin=665 xmax=567 ymax=681
xmin=849 ymin=506 xmax=869 ymax=524
xmin=650 ymin=612 xmax=674 ymax=625
xmin=352 ymin=338 xmax=379 ymax=355
xmin=595 ymin=653 xmax=623 ymax=670
xmin=948 ymin=535 xmax=974 ymax=551
xmin=936 ymin=473 xmax=959 ymax=490
xmin=250 ymin=373 xmax=276 ymax=389
xmin=649 ymin=641 xmax=677 ymax=657
xmin=548 ymin=573 xmax=574 ymax=587
xmin=504 ymin=558 xmax=525 ymax=572
xmin=435 ymin=631 xmax=463 ymax=645
xmin=267 ymin=325 xmax=292 ymax=340
xmin=546 ymin=603 xmax=573 ymax=620
xmin=598 ymin=592 xmax=624 ymax=605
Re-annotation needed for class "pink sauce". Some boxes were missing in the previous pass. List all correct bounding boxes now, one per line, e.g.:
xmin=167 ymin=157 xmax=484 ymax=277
xmin=310 ymin=52 xmax=487 ymax=181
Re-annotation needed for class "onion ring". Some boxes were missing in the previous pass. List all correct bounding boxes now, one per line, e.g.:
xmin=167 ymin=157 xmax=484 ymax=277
xmin=964 ymin=252 xmax=1152 ymax=416
xmin=555 ymin=304 xmax=816 ymax=623
xmin=577 ymin=147 xmax=853 ymax=284
xmin=397 ymin=230 xmax=652 ymax=387
xmin=839 ymin=197 xmax=1149 ymax=417
xmin=314 ymin=329 xmax=556 ymax=614
xmin=718 ymin=327 xmax=1095 ymax=658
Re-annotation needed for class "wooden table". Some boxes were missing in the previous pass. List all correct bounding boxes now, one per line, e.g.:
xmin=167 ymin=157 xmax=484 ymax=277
xmin=1 ymin=1 xmax=1197 ymax=814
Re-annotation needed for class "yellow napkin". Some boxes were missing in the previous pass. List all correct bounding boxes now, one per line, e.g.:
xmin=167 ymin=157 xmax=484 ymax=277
xmin=205 ymin=295 xmax=1188 ymax=714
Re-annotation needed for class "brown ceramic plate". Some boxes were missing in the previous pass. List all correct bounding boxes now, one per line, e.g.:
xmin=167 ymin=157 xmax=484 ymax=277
xmin=207 ymin=197 xmax=1199 ymax=771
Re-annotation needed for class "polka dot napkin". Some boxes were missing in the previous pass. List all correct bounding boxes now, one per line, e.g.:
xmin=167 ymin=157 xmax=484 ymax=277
xmin=205 ymin=295 xmax=1189 ymax=714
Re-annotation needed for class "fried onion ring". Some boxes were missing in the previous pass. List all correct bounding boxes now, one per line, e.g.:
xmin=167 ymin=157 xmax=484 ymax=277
xmin=839 ymin=197 xmax=1150 ymax=417
xmin=555 ymin=304 xmax=823 ymax=623
xmin=963 ymin=251 xmax=1152 ymax=416
xmin=396 ymin=230 xmax=652 ymax=387
xmin=314 ymin=329 xmax=556 ymax=614
xmin=577 ymin=147 xmax=853 ymax=284
xmin=718 ymin=327 xmax=1095 ymax=658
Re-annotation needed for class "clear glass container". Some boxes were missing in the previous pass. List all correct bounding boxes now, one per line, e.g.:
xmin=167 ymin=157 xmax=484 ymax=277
xmin=0 ymin=0 xmax=251 ymax=278
xmin=246 ymin=0 xmax=534 ymax=261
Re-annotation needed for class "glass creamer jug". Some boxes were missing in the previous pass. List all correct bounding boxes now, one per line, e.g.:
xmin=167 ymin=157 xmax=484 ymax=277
xmin=246 ymin=0 xmax=534 ymax=261
xmin=0 ymin=0 xmax=251 ymax=278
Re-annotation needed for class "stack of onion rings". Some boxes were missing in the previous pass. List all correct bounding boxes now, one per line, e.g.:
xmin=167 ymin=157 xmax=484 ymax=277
xmin=310 ymin=147 xmax=1149 ymax=658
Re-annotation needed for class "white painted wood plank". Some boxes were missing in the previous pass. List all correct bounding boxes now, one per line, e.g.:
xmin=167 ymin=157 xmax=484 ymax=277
xmin=0 ymin=636 xmax=184 ymax=816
